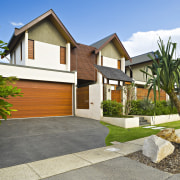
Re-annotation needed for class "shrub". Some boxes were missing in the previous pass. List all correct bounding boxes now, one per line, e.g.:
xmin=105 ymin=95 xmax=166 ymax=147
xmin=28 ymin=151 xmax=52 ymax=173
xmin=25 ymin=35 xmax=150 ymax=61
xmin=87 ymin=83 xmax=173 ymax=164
xmin=129 ymin=99 xmax=177 ymax=115
xmin=101 ymin=100 xmax=123 ymax=116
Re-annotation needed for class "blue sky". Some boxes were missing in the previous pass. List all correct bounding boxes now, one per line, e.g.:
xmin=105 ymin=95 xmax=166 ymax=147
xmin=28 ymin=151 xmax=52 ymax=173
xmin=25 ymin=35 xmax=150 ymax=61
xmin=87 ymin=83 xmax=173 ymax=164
xmin=1 ymin=0 xmax=180 ymax=57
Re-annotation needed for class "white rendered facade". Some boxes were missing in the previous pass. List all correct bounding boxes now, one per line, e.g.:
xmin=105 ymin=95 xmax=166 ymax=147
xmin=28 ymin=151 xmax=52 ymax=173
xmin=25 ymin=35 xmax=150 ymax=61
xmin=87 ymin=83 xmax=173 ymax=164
xmin=10 ymin=31 xmax=71 ymax=72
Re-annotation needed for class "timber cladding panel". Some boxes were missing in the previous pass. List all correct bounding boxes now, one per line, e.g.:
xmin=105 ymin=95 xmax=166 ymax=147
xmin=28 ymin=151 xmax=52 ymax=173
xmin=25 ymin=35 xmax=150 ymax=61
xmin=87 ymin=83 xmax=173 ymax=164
xmin=77 ymin=86 xmax=89 ymax=109
xmin=137 ymin=88 xmax=166 ymax=101
xmin=7 ymin=80 xmax=72 ymax=118
xmin=111 ymin=90 xmax=122 ymax=103
xmin=71 ymin=44 xmax=97 ymax=81
xmin=118 ymin=60 xmax=121 ymax=69
xmin=60 ymin=47 xmax=66 ymax=64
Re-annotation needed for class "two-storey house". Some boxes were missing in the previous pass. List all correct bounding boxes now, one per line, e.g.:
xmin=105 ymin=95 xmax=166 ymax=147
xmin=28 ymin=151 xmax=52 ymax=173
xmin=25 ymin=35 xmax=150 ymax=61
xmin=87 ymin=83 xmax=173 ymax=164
xmin=1 ymin=9 xmax=132 ymax=120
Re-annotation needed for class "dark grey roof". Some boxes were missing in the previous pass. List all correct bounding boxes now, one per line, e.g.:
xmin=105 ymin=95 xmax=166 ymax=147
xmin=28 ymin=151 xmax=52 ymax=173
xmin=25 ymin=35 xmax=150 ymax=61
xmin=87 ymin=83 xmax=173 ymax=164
xmin=90 ymin=33 xmax=115 ymax=49
xmin=94 ymin=65 xmax=132 ymax=82
xmin=125 ymin=52 xmax=156 ymax=66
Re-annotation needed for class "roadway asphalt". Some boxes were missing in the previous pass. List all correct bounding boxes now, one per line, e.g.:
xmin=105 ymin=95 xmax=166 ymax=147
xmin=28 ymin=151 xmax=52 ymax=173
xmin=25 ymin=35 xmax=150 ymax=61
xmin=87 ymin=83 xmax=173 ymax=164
xmin=43 ymin=156 xmax=176 ymax=180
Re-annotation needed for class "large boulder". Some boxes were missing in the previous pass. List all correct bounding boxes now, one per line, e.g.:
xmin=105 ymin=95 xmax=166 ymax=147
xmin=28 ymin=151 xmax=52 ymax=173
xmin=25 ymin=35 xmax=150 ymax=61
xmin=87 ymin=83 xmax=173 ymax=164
xmin=157 ymin=128 xmax=180 ymax=143
xmin=142 ymin=135 xmax=174 ymax=163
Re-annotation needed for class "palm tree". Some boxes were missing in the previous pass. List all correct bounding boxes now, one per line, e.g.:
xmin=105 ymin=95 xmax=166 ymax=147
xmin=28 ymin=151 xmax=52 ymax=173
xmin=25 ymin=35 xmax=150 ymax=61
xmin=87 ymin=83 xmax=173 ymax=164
xmin=141 ymin=37 xmax=180 ymax=115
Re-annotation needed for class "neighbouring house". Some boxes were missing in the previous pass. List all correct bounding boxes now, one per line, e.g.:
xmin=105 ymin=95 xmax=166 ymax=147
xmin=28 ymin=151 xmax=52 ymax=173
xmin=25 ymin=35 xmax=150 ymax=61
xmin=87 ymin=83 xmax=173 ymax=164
xmin=125 ymin=52 xmax=167 ymax=101
xmin=1 ymin=9 xmax=132 ymax=120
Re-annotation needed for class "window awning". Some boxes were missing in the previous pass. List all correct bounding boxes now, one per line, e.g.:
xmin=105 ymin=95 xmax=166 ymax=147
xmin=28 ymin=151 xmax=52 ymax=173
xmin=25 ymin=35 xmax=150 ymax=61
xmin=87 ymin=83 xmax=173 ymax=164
xmin=94 ymin=64 xmax=133 ymax=82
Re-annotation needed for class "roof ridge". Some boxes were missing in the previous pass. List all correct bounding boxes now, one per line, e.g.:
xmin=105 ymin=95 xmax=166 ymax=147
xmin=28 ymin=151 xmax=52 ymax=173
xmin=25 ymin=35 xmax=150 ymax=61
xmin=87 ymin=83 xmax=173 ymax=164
xmin=130 ymin=51 xmax=155 ymax=59
xmin=90 ymin=33 xmax=115 ymax=47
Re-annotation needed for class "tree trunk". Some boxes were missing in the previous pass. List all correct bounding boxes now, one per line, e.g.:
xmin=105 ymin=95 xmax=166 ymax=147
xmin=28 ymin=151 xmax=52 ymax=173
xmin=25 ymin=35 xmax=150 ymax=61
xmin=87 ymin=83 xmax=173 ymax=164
xmin=168 ymin=91 xmax=180 ymax=115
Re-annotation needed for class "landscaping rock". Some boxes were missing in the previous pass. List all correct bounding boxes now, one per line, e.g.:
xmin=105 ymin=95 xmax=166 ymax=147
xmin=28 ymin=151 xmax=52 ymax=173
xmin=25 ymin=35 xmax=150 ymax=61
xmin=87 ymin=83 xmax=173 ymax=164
xmin=142 ymin=135 xmax=174 ymax=163
xmin=157 ymin=128 xmax=180 ymax=144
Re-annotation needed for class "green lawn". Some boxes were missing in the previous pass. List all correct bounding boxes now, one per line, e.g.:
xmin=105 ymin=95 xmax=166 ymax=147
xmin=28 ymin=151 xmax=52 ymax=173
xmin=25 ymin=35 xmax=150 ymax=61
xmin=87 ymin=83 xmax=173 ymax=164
xmin=101 ymin=120 xmax=180 ymax=146
xmin=156 ymin=121 xmax=180 ymax=129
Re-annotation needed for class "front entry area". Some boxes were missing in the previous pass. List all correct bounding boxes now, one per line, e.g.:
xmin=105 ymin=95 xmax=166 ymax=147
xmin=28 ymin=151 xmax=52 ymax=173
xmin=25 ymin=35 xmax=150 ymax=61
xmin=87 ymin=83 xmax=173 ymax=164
xmin=8 ymin=80 xmax=73 ymax=118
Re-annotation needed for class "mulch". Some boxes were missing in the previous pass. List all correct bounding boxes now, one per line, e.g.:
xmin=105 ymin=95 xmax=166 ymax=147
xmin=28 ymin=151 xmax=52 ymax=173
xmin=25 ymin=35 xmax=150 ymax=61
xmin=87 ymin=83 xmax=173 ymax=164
xmin=126 ymin=142 xmax=180 ymax=174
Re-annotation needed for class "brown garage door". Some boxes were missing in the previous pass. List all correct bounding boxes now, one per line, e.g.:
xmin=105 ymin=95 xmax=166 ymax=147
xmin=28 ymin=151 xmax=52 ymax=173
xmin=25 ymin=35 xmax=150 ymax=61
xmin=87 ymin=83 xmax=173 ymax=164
xmin=8 ymin=80 xmax=72 ymax=118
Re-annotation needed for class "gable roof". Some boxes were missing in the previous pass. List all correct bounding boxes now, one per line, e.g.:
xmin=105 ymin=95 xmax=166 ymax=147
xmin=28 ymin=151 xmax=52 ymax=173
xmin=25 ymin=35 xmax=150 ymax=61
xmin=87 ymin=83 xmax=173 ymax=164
xmin=91 ymin=34 xmax=114 ymax=49
xmin=91 ymin=33 xmax=131 ymax=61
xmin=6 ymin=9 xmax=77 ymax=54
xmin=125 ymin=52 xmax=156 ymax=66
xmin=94 ymin=64 xmax=132 ymax=82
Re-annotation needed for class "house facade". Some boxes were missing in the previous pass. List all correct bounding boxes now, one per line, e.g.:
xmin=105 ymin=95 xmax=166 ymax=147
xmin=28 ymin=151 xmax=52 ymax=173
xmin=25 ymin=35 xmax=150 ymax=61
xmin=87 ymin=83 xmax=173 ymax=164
xmin=1 ymin=9 xmax=132 ymax=120
xmin=125 ymin=52 xmax=167 ymax=101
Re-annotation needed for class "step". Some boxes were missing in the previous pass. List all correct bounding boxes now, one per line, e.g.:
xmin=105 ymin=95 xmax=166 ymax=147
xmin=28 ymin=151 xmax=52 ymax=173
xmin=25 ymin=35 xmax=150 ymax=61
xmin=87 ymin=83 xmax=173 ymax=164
xmin=139 ymin=117 xmax=145 ymax=121
xmin=140 ymin=122 xmax=151 ymax=126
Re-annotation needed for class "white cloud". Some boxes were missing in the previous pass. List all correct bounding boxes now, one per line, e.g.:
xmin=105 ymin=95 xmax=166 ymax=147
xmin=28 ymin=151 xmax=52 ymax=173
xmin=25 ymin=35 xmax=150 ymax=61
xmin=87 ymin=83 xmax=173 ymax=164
xmin=10 ymin=22 xmax=24 ymax=26
xmin=123 ymin=28 xmax=180 ymax=58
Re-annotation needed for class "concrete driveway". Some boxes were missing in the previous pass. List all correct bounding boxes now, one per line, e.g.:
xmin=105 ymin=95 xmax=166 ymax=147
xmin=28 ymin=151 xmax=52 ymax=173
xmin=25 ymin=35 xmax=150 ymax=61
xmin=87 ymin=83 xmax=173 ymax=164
xmin=0 ymin=116 xmax=108 ymax=169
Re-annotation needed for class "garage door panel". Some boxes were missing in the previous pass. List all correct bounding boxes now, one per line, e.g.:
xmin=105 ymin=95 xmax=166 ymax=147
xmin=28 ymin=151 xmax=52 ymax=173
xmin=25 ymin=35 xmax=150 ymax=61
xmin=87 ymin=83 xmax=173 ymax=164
xmin=18 ymin=90 xmax=72 ymax=97
xmin=8 ymin=80 xmax=73 ymax=118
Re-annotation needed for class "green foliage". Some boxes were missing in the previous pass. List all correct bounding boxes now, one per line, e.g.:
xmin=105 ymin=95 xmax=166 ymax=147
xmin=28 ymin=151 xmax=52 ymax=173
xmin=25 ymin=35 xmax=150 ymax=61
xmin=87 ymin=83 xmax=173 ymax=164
xmin=140 ymin=37 xmax=180 ymax=114
xmin=101 ymin=100 xmax=123 ymax=116
xmin=0 ymin=40 xmax=23 ymax=120
xmin=124 ymin=83 xmax=136 ymax=115
xmin=129 ymin=99 xmax=177 ymax=116
xmin=0 ymin=76 xmax=22 ymax=119
xmin=0 ymin=40 xmax=9 ymax=56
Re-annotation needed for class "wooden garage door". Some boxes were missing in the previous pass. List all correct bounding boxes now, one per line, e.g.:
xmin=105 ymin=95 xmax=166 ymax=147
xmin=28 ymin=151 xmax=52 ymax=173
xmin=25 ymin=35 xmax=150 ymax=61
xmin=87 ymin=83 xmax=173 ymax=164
xmin=8 ymin=80 xmax=72 ymax=118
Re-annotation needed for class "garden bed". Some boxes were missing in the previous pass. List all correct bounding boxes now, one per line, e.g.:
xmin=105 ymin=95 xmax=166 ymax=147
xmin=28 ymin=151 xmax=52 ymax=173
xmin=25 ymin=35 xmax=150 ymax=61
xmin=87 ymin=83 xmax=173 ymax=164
xmin=126 ymin=142 xmax=180 ymax=174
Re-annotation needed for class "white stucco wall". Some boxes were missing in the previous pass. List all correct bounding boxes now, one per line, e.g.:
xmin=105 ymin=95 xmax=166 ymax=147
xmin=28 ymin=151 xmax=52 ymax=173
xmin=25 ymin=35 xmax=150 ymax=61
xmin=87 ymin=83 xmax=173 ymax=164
xmin=66 ymin=43 xmax=71 ymax=71
xmin=103 ymin=56 xmax=120 ymax=85
xmin=26 ymin=41 xmax=67 ymax=71
xmin=102 ymin=117 xmax=139 ymax=128
xmin=0 ymin=63 xmax=76 ymax=84
xmin=143 ymin=114 xmax=180 ymax=125
xmin=75 ymin=84 xmax=103 ymax=120
xmin=104 ymin=84 xmax=112 ymax=100
xmin=11 ymin=37 xmax=25 ymax=65
xmin=103 ymin=56 xmax=118 ymax=69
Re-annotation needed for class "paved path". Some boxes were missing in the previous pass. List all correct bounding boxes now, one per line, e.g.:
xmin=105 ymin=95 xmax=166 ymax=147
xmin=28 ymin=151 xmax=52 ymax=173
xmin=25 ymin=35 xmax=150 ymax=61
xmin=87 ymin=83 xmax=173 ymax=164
xmin=1 ymin=136 xmax=180 ymax=180
xmin=0 ymin=116 xmax=108 ymax=168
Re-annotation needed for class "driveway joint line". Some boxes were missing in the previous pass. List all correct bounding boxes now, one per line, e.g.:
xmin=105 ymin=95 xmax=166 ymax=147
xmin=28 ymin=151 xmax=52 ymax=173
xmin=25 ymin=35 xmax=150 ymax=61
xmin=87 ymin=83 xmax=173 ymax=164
xmin=26 ymin=163 xmax=42 ymax=179
xmin=73 ymin=153 xmax=93 ymax=165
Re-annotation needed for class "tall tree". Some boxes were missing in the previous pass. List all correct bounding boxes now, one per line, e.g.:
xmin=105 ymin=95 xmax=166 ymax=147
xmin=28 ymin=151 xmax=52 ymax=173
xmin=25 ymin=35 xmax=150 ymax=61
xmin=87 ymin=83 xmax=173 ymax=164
xmin=141 ymin=37 xmax=180 ymax=114
xmin=0 ymin=40 xmax=22 ymax=120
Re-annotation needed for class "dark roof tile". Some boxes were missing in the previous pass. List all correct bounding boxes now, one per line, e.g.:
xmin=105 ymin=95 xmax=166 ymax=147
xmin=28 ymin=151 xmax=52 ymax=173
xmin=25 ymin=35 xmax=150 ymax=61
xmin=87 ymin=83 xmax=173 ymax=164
xmin=94 ymin=64 xmax=132 ymax=82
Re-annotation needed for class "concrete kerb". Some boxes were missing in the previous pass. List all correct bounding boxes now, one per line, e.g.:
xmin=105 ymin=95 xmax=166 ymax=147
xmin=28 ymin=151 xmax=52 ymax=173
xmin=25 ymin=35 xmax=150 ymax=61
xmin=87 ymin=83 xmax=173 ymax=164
xmin=0 ymin=140 xmax=143 ymax=180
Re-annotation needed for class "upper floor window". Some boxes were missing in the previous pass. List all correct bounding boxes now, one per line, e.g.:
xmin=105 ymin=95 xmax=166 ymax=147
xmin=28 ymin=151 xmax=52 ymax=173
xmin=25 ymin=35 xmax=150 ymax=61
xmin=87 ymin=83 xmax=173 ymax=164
xmin=130 ymin=69 xmax=133 ymax=78
xmin=20 ymin=42 xmax=22 ymax=61
xmin=60 ymin=47 xmax=66 ymax=64
xmin=28 ymin=39 xmax=34 ymax=59
xmin=14 ymin=51 xmax=16 ymax=64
